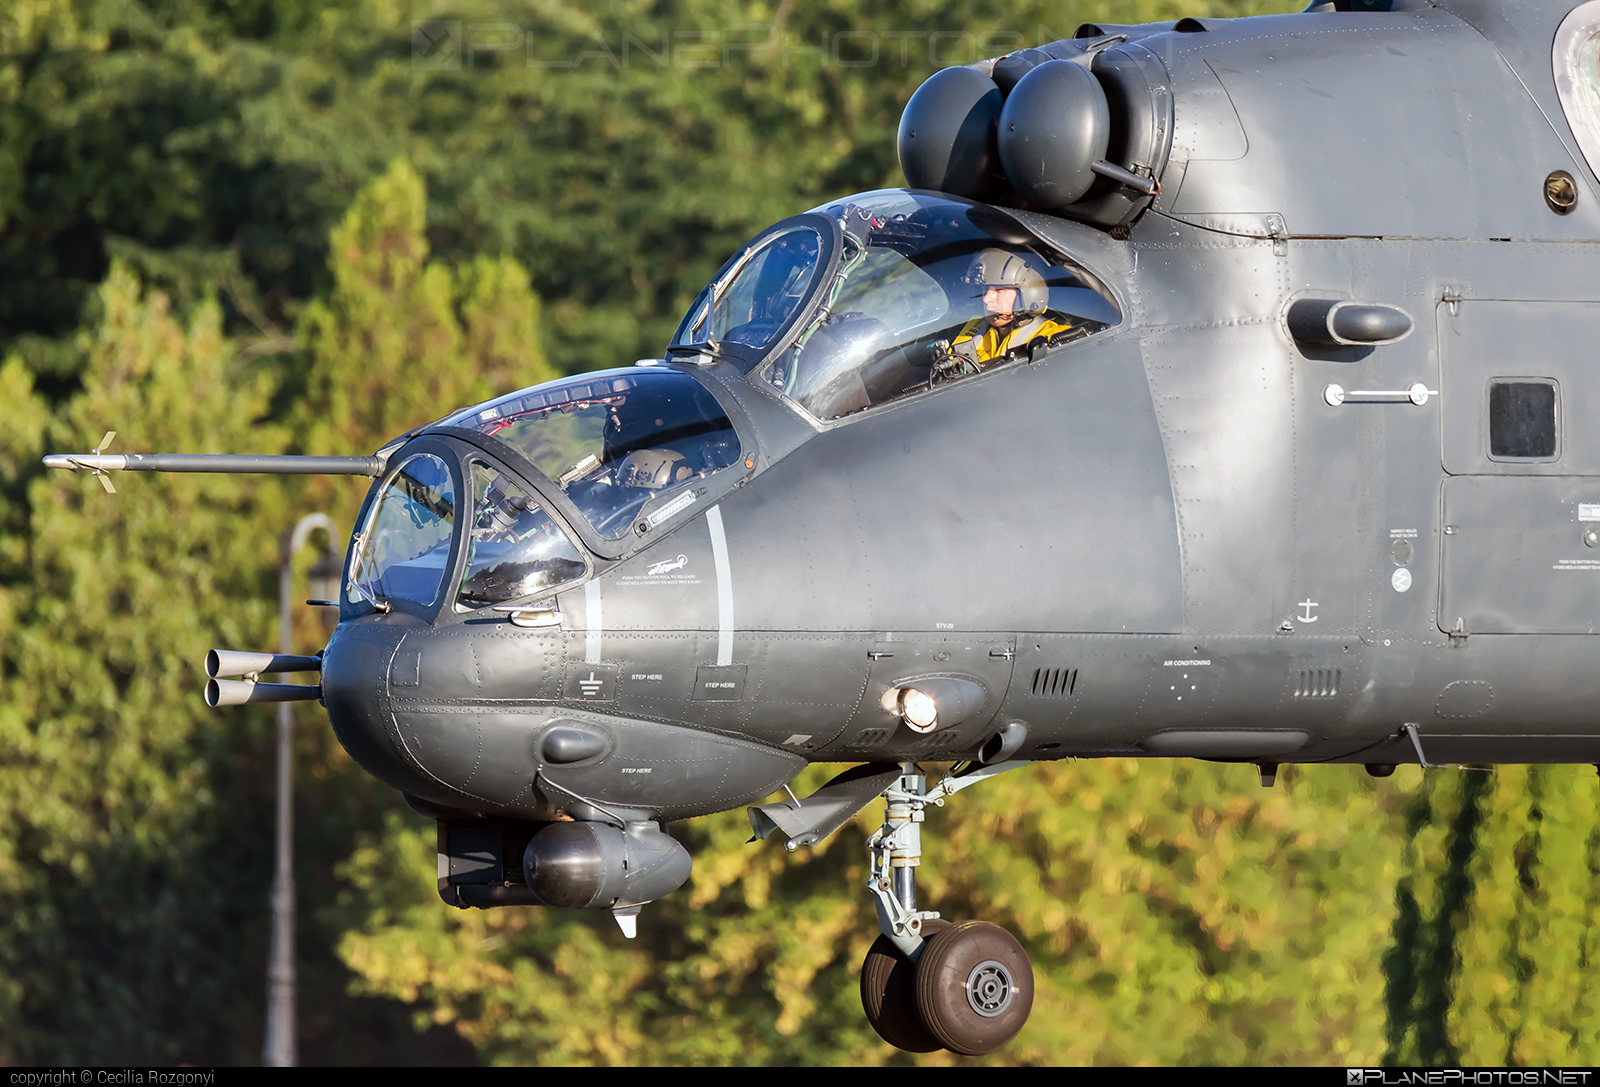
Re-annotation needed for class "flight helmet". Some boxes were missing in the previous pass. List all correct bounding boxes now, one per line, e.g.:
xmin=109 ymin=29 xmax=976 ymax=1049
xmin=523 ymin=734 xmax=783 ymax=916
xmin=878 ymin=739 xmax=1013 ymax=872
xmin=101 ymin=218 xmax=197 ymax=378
xmin=964 ymin=248 xmax=1048 ymax=314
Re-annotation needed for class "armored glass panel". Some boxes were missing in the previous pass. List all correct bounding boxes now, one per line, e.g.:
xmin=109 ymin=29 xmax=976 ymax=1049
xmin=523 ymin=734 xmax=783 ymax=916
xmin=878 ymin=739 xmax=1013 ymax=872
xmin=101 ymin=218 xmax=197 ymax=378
xmin=440 ymin=369 xmax=741 ymax=539
xmin=350 ymin=453 xmax=455 ymax=606
xmin=673 ymin=227 xmax=824 ymax=356
xmin=1489 ymin=381 xmax=1558 ymax=459
xmin=457 ymin=462 xmax=587 ymax=609
xmin=757 ymin=191 xmax=1119 ymax=420
xmin=1555 ymin=3 xmax=1600 ymax=181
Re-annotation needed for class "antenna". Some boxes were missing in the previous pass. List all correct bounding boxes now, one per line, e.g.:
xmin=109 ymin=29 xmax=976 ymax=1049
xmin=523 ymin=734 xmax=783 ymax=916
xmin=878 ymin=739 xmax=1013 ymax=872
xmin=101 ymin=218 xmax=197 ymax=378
xmin=43 ymin=441 xmax=386 ymax=483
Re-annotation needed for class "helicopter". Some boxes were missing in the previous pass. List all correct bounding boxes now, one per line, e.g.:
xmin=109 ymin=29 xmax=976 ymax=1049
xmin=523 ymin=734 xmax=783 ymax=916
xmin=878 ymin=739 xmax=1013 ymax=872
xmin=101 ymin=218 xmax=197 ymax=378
xmin=44 ymin=0 xmax=1600 ymax=1056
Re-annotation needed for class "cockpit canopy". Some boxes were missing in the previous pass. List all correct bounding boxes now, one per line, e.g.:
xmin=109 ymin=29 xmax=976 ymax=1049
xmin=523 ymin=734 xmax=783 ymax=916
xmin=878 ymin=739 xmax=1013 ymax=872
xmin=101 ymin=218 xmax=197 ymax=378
xmin=439 ymin=368 xmax=742 ymax=541
xmin=347 ymin=368 xmax=743 ymax=613
xmin=348 ymin=451 xmax=592 ymax=613
xmin=671 ymin=190 xmax=1120 ymax=420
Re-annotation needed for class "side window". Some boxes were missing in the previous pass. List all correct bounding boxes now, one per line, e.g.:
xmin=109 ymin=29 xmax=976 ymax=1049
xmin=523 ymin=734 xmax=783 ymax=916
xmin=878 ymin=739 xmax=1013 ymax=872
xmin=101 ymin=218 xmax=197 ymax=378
xmin=1488 ymin=380 xmax=1559 ymax=460
xmin=457 ymin=462 xmax=588 ymax=610
xmin=762 ymin=243 xmax=1117 ymax=421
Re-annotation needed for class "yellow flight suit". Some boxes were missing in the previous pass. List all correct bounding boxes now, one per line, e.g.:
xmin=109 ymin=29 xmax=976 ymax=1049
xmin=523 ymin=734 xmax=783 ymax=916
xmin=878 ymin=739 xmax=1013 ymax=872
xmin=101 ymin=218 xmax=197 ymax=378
xmin=951 ymin=313 xmax=1076 ymax=365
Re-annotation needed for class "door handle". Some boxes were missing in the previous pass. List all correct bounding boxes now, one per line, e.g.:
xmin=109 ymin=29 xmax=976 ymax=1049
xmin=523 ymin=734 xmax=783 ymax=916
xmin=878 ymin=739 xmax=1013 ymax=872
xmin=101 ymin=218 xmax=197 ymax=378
xmin=1323 ymin=382 xmax=1437 ymax=407
xmin=493 ymin=605 xmax=562 ymax=628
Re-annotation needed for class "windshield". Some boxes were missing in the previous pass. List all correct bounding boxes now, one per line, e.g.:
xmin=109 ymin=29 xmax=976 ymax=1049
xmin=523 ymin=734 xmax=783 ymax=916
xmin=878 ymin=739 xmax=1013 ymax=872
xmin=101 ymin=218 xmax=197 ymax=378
xmin=672 ymin=226 xmax=826 ymax=366
xmin=350 ymin=453 xmax=456 ymax=608
xmin=757 ymin=191 xmax=1119 ymax=420
xmin=439 ymin=369 xmax=741 ymax=539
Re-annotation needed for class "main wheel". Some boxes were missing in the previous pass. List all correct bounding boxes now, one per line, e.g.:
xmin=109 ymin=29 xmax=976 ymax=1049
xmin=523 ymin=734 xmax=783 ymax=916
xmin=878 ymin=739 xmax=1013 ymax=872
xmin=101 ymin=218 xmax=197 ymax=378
xmin=861 ymin=919 xmax=951 ymax=1052
xmin=913 ymin=920 xmax=1033 ymax=1056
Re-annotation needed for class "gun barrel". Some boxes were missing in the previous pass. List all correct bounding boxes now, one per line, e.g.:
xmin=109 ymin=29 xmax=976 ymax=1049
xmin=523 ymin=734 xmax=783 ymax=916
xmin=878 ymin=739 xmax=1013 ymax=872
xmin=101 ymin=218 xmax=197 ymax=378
xmin=205 ymin=678 xmax=323 ymax=708
xmin=43 ymin=453 xmax=383 ymax=476
xmin=206 ymin=650 xmax=323 ymax=678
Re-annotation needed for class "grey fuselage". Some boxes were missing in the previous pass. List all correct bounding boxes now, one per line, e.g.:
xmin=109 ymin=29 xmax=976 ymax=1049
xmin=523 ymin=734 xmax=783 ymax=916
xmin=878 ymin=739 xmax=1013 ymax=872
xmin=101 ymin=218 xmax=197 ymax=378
xmin=322 ymin=0 xmax=1600 ymax=826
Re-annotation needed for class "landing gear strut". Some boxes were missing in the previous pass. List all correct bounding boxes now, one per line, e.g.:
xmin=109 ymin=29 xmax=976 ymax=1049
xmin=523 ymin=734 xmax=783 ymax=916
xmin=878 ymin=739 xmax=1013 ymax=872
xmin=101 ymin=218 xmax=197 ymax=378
xmin=859 ymin=761 xmax=1034 ymax=1055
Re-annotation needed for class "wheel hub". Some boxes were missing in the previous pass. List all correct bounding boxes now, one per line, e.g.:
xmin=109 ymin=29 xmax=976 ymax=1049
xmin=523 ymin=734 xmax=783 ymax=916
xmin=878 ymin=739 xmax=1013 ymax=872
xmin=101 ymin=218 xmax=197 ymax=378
xmin=965 ymin=959 xmax=1014 ymax=1017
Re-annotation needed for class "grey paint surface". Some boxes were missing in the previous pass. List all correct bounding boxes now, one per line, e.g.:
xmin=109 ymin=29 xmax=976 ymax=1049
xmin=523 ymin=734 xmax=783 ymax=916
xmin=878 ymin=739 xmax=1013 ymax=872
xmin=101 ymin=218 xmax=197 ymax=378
xmin=1441 ymin=475 xmax=1600 ymax=633
xmin=133 ymin=0 xmax=1600 ymax=836
xmin=715 ymin=334 xmax=1182 ymax=634
xmin=1441 ymin=300 xmax=1600 ymax=475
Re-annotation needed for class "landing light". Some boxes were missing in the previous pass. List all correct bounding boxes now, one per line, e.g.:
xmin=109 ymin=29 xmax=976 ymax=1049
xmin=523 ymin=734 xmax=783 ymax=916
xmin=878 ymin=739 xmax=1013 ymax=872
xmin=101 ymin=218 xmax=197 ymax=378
xmin=885 ymin=677 xmax=989 ymax=734
xmin=900 ymin=688 xmax=939 ymax=732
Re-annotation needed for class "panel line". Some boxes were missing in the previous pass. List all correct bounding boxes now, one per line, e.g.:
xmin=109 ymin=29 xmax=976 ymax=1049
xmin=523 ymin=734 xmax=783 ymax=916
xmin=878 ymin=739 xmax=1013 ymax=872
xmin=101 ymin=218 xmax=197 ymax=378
xmin=585 ymin=579 xmax=603 ymax=663
xmin=707 ymin=506 xmax=734 ymax=666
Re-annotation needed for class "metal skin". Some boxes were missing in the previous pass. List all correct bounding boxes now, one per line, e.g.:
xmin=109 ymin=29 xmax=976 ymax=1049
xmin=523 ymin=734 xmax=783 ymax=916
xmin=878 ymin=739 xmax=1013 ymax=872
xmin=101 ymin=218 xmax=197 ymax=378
xmin=42 ymin=0 xmax=1600 ymax=1053
xmin=321 ymin=0 xmax=1600 ymax=818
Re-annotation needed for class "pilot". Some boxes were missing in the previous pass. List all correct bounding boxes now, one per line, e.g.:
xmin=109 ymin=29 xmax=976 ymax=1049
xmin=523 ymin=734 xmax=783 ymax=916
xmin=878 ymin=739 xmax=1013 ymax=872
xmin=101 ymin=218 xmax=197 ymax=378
xmin=950 ymin=249 xmax=1076 ymax=366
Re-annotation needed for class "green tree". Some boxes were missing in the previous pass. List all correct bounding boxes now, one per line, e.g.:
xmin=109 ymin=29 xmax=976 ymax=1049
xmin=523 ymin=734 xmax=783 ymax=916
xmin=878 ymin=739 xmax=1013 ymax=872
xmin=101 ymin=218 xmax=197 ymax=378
xmin=0 ymin=152 xmax=546 ymax=1061
xmin=292 ymin=156 xmax=554 ymax=568
xmin=296 ymin=157 xmax=551 ymax=459
xmin=0 ymin=265 xmax=289 ymax=1062
xmin=1385 ymin=767 xmax=1600 ymax=1065
xmin=336 ymin=759 xmax=1416 ymax=1065
xmin=0 ymin=0 xmax=1295 ymax=385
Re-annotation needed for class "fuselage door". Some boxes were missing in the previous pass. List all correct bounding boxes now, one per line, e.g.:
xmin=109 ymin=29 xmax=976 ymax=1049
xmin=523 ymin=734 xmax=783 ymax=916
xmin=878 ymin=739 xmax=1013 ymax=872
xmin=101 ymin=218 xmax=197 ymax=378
xmin=1438 ymin=299 xmax=1600 ymax=633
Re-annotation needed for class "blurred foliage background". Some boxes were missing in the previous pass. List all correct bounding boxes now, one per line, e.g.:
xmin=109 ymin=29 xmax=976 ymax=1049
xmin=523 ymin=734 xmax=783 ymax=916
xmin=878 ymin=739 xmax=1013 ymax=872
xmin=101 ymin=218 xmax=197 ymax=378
xmin=3 ymin=0 xmax=1598 ymax=1067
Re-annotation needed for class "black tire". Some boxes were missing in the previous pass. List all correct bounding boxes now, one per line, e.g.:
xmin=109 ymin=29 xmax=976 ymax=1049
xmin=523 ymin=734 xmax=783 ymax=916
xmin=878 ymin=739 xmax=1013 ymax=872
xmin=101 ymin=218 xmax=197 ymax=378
xmin=860 ymin=919 xmax=952 ymax=1052
xmin=913 ymin=920 xmax=1033 ymax=1056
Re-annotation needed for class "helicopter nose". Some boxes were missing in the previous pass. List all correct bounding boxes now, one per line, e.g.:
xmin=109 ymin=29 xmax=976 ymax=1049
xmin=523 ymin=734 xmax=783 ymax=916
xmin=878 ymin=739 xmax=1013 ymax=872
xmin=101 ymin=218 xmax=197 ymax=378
xmin=321 ymin=613 xmax=440 ymax=799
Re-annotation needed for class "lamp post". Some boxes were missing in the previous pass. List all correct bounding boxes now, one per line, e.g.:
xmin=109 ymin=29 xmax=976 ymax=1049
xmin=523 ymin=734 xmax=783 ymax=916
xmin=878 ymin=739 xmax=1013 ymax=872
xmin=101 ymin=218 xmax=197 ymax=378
xmin=307 ymin=549 xmax=342 ymax=632
xmin=263 ymin=512 xmax=336 ymax=1068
